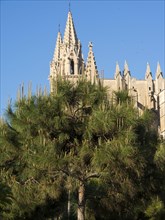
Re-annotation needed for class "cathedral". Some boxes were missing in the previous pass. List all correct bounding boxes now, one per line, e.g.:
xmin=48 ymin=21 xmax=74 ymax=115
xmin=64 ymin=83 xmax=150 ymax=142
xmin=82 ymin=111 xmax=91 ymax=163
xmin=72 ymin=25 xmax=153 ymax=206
xmin=49 ymin=10 xmax=165 ymax=139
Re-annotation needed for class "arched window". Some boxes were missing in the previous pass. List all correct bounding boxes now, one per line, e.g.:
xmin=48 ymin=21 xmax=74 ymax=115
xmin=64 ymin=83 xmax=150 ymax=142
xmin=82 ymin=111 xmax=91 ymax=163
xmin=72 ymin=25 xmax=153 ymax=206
xmin=70 ymin=60 xmax=74 ymax=74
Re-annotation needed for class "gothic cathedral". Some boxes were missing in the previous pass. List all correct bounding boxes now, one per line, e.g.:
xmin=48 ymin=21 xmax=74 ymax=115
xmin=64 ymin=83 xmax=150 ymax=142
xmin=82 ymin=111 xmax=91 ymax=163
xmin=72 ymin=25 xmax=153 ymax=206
xmin=49 ymin=10 xmax=165 ymax=139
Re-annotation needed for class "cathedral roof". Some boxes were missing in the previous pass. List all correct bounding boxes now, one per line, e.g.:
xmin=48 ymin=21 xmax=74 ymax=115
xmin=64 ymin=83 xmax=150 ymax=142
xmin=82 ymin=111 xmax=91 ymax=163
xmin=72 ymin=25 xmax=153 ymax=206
xmin=63 ymin=11 xmax=78 ymax=47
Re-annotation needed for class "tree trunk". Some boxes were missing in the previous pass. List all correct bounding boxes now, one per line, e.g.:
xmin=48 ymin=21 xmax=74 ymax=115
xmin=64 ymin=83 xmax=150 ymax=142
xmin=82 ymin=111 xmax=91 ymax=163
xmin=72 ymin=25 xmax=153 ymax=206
xmin=68 ymin=189 xmax=71 ymax=220
xmin=77 ymin=182 xmax=85 ymax=220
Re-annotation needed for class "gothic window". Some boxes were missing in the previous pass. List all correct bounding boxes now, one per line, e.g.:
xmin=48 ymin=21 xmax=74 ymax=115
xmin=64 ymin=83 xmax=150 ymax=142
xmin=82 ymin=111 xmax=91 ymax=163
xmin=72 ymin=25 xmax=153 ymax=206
xmin=70 ymin=60 xmax=74 ymax=74
xmin=79 ymin=67 xmax=82 ymax=75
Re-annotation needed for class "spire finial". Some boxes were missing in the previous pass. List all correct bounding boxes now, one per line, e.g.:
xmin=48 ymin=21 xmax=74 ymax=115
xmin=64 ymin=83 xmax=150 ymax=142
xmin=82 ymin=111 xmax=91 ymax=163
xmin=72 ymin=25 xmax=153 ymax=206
xmin=58 ymin=24 xmax=60 ymax=32
xmin=88 ymin=42 xmax=93 ymax=50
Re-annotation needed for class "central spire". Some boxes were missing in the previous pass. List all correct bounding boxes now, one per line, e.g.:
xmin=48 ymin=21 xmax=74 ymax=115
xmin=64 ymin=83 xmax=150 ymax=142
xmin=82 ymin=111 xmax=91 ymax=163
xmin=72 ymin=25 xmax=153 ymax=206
xmin=63 ymin=11 xmax=78 ymax=47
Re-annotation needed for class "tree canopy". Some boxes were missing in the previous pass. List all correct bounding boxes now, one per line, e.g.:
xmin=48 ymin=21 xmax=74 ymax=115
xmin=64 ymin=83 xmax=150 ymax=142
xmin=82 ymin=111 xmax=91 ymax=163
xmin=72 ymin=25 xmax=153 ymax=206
xmin=0 ymin=80 xmax=165 ymax=220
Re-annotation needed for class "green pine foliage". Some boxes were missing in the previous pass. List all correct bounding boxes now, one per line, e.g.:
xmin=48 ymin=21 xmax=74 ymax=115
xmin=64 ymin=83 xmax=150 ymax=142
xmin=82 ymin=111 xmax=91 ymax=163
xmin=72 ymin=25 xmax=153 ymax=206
xmin=0 ymin=79 xmax=164 ymax=219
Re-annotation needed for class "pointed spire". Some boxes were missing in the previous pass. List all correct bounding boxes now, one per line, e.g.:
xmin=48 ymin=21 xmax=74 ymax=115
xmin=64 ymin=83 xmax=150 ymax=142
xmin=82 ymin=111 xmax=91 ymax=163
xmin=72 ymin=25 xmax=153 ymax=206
xmin=124 ymin=60 xmax=129 ymax=72
xmin=114 ymin=62 xmax=121 ymax=79
xmin=86 ymin=42 xmax=98 ymax=82
xmin=53 ymin=31 xmax=62 ymax=62
xmin=116 ymin=62 xmax=120 ymax=73
xmin=63 ymin=11 xmax=78 ymax=47
xmin=146 ymin=62 xmax=151 ymax=73
xmin=123 ymin=60 xmax=130 ymax=76
xmin=156 ymin=62 xmax=163 ymax=78
xmin=145 ymin=62 xmax=152 ymax=79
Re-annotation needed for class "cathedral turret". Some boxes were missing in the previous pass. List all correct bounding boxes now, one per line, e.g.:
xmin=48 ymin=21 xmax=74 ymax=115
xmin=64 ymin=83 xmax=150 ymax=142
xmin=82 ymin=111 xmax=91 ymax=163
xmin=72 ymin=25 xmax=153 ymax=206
xmin=123 ymin=60 xmax=130 ymax=75
xmin=49 ymin=31 xmax=63 ymax=92
xmin=155 ymin=62 xmax=164 ymax=94
xmin=145 ymin=62 xmax=152 ymax=80
xmin=53 ymin=31 xmax=62 ymax=62
xmin=114 ymin=62 xmax=120 ymax=78
xmin=114 ymin=62 xmax=122 ymax=90
xmin=156 ymin=62 xmax=163 ymax=79
xmin=123 ymin=61 xmax=131 ymax=89
xmin=85 ymin=42 xmax=98 ymax=83
xmin=145 ymin=63 xmax=153 ymax=90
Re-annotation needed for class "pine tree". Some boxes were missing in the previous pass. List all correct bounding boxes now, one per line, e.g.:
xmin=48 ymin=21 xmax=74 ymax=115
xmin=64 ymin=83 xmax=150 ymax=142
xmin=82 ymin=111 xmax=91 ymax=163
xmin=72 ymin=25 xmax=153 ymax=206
xmin=0 ymin=80 xmax=164 ymax=220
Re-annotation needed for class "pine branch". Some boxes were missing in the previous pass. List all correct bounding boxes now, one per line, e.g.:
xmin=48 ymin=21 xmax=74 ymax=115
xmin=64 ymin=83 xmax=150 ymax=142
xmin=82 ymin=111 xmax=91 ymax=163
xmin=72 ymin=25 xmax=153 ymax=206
xmin=85 ymin=172 xmax=100 ymax=180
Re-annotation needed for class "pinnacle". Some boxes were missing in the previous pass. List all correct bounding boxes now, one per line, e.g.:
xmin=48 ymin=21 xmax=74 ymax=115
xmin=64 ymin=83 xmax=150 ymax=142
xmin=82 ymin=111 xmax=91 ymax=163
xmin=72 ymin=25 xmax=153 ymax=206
xmin=156 ymin=62 xmax=161 ymax=73
xmin=116 ymin=61 xmax=120 ymax=73
xmin=124 ymin=60 xmax=129 ymax=72
xmin=145 ymin=62 xmax=152 ymax=79
xmin=146 ymin=62 xmax=151 ymax=74
xmin=156 ymin=62 xmax=163 ymax=78
xmin=86 ymin=43 xmax=98 ymax=79
xmin=63 ymin=11 xmax=78 ymax=46
xmin=123 ymin=60 xmax=130 ymax=76
xmin=53 ymin=31 xmax=62 ymax=62
xmin=114 ymin=62 xmax=121 ymax=79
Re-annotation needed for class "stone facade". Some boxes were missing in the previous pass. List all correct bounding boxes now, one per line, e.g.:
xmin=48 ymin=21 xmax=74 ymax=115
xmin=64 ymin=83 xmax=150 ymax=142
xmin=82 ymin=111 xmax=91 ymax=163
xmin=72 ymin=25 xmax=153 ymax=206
xmin=49 ymin=10 xmax=165 ymax=139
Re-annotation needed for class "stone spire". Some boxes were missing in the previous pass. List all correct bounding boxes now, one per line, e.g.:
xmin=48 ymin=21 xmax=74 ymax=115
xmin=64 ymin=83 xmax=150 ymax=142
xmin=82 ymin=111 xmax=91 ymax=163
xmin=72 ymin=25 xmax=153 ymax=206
xmin=123 ymin=60 xmax=131 ymax=89
xmin=114 ymin=62 xmax=121 ymax=79
xmin=145 ymin=62 xmax=152 ymax=79
xmin=123 ymin=60 xmax=130 ymax=75
xmin=145 ymin=62 xmax=154 ymax=106
xmin=53 ymin=31 xmax=62 ymax=62
xmin=63 ymin=11 xmax=78 ymax=47
xmin=155 ymin=62 xmax=164 ymax=94
xmin=156 ymin=62 xmax=163 ymax=78
xmin=115 ymin=62 xmax=122 ymax=90
xmin=85 ymin=42 xmax=98 ymax=83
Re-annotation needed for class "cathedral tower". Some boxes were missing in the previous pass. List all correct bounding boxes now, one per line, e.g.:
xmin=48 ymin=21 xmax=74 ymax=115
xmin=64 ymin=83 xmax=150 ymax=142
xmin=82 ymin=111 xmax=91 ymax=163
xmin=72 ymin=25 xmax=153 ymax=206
xmin=49 ymin=10 xmax=99 ymax=92
xmin=49 ymin=10 xmax=85 ymax=92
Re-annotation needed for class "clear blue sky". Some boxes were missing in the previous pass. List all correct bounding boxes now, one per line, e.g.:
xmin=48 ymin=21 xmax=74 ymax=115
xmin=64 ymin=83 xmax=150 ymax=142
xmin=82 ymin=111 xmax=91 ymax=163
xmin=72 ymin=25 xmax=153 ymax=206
xmin=1 ymin=0 xmax=165 ymax=115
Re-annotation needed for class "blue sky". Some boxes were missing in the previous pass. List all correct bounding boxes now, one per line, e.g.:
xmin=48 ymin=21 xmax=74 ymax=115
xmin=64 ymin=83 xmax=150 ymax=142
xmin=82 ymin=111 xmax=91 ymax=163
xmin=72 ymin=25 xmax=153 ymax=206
xmin=1 ymin=0 xmax=164 ymax=115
